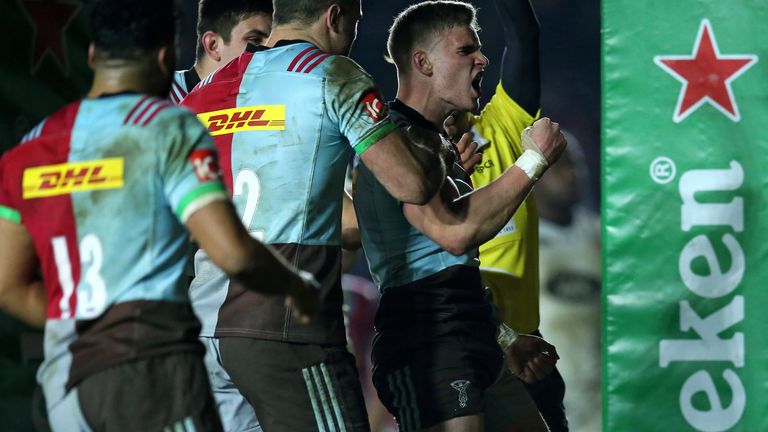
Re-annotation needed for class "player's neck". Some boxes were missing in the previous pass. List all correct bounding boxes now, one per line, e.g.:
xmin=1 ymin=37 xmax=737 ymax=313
xmin=194 ymin=59 xmax=213 ymax=82
xmin=396 ymin=79 xmax=451 ymax=131
xmin=266 ymin=25 xmax=332 ymax=53
xmin=88 ymin=64 xmax=167 ymax=99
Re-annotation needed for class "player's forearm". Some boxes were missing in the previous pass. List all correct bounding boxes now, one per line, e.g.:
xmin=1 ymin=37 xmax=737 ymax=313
xmin=0 ymin=281 xmax=46 ymax=328
xmin=449 ymin=165 xmax=533 ymax=252
xmin=227 ymin=239 xmax=299 ymax=296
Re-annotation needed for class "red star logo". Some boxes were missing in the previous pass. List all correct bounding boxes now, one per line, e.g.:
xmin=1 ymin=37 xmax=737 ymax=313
xmin=18 ymin=0 xmax=81 ymax=74
xmin=654 ymin=19 xmax=758 ymax=123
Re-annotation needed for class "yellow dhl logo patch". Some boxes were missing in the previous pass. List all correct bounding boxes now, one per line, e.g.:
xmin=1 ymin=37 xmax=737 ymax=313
xmin=23 ymin=158 xmax=124 ymax=199
xmin=197 ymin=105 xmax=286 ymax=136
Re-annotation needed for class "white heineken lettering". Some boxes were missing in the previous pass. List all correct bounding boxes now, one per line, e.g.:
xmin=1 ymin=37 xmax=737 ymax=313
xmin=680 ymin=370 xmax=745 ymax=432
xmin=679 ymin=234 xmax=744 ymax=298
xmin=659 ymin=160 xmax=746 ymax=431
xmin=680 ymin=161 xmax=743 ymax=232
xmin=659 ymin=295 xmax=744 ymax=367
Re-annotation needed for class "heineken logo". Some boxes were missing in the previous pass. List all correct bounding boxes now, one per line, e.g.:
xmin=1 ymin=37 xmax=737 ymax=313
xmin=654 ymin=19 xmax=758 ymax=123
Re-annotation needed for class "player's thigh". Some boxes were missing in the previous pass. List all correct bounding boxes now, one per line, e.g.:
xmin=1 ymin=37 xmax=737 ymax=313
xmin=423 ymin=413 xmax=484 ymax=432
xmin=219 ymin=337 xmax=369 ymax=432
xmin=372 ymin=334 xmax=501 ymax=432
xmin=76 ymin=352 xmax=222 ymax=432
xmin=201 ymin=337 xmax=261 ymax=431
xmin=484 ymin=368 xmax=549 ymax=432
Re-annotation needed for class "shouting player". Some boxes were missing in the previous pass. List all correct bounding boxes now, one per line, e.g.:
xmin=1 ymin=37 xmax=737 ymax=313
xmin=0 ymin=0 xmax=317 ymax=430
xmin=354 ymin=1 xmax=567 ymax=430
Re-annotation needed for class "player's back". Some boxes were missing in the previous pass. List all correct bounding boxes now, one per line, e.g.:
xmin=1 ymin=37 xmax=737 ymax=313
xmin=0 ymin=94 xmax=222 ymax=407
xmin=183 ymin=40 xmax=395 ymax=344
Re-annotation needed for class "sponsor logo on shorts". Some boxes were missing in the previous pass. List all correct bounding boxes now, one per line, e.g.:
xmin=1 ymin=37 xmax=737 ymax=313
xmin=197 ymin=105 xmax=286 ymax=136
xmin=450 ymin=379 xmax=471 ymax=408
xmin=189 ymin=150 xmax=220 ymax=181
xmin=23 ymin=158 xmax=124 ymax=199
xmin=361 ymin=90 xmax=387 ymax=122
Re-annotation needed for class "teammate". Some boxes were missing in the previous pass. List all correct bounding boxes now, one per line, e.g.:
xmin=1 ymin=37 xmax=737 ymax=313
xmin=170 ymin=0 xmax=273 ymax=104
xmin=0 ymin=0 xmax=318 ymax=430
xmin=447 ymin=1 xmax=571 ymax=430
xmin=353 ymin=2 xmax=566 ymax=430
xmin=181 ymin=0 xmax=450 ymax=430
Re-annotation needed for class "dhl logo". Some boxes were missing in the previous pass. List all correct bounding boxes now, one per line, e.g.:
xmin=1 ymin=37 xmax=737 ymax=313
xmin=23 ymin=158 xmax=124 ymax=199
xmin=197 ymin=105 xmax=286 ymax=136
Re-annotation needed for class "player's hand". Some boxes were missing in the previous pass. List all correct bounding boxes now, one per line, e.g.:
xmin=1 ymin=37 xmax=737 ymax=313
xmin=503 ymin=334 xmax=559 ymax=384
xmin=284 ymin=270 xmax=322 ymax=323
xmin=443 ymin=111 xmax=472 ymax=142
xmin=523 ymin=117 xmax=567 ymax=166
xmin=454 ymin=132 xmax=482 ymax=173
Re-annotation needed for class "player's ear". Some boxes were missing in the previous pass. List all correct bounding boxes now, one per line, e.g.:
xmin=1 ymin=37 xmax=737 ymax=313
xmin=412 ymin=50 xmax=433 ymax=77
xmin=326 ymin=3 xmax=343 ymax=34
xmin=202 ymin=31 xmax=222 ymax=62
xmin=156 ymin=46 xmax=174 ymax=76
xmin=87 ymin=44 xmax=97 ymax=69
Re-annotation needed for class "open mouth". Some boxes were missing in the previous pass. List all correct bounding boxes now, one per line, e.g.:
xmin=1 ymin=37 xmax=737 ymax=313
xmin=471 ymin=71 xmax=484 ymax=96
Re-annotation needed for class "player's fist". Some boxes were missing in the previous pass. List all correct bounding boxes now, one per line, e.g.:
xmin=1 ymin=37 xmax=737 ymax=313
xmin=523 ymin=117 xmax=567 ymax=166
xmin=284 ymin=270 xmax=323 ymax=324
xmin=503 ymin=334 xmax=559 ymax=384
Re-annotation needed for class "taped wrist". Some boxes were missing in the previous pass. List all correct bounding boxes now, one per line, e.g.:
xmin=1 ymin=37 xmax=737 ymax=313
xmin=514 ymin=149 xmax=548 ymax=181
xmin=497 ymin=323 xmax=519 ymax=350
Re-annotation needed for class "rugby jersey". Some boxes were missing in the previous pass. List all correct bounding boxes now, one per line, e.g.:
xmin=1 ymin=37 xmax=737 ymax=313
xmin=468 ymin=82 xmax=540 ymax=333
xmin=0 ymin=93 xmax=227 ymax=409
xmin=355 ymin=99 xmax=479 ymax=291
xmin=182 ymin=40 xmax=397 ymax=344
xmin=169 ymin=68 xmax=201 ymax=104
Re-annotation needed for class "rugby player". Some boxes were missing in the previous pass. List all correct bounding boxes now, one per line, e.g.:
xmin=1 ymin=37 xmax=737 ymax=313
xmin=181 ymin=0 xmax=450 ymax=430
xmin=353 ymin=1 xmax=567 ymax=430
xmin=169 ymin=0 xmax=273 ymax=104
xmin=448 ymin=1 xmax=572 ymax=430
xmin=0 ymin=0 xmax=318 ymax=430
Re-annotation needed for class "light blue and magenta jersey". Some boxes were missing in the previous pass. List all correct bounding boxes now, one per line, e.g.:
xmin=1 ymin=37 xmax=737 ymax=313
xmin=182 ymin=40 xmax=397 ymax=344
xmin=0 ymin=94 xmax=227 ymax=409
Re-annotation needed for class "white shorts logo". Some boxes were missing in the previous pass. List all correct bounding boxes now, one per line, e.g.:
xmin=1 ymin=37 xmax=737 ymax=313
xmin=450 ymin=380 xmax=471 ymax=408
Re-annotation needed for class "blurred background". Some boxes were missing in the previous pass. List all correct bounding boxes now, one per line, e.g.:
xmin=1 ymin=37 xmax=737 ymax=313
xmin=0 ymin=0 xmax=600 ymax=430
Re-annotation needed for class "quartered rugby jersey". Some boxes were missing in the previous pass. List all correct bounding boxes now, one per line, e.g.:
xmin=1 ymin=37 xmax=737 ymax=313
xmin=182 ymin=40 xmax=397 ymax=344
xmin=355 ymin=99 xmax=479 ymax=291
xmin=468 ymin=82 xmax=541 ymax=333
xmin=0 ymin=94 xmax=227 ymax=409
xmin=169 ymin=68 xmax=201 ymax=105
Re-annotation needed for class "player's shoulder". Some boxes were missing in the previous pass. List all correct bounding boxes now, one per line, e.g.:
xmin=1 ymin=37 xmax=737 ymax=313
xmin=120 ymin=95 xmax=183 ymax=128
xmin=318 ymin=54 xmax=371 ymax=82
xmin=17 ymin=100 xmax=83 ymax=147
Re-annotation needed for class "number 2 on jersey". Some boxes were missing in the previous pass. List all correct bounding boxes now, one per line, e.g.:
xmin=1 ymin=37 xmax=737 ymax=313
xmin=234 ymin=169 xmax=265 ymax=240
xmin=52 ymin=234 xmax=107 ymax=320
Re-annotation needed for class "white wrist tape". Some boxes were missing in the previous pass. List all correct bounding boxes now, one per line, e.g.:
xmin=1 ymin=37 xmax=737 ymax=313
xmin=514 ymin=149 xmax=548 ymax=181
xmin=497 ymin=323 xmax=519 ymax=350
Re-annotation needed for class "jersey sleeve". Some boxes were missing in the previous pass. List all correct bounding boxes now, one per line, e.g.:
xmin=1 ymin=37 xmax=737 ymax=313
xmin=160 ymin=111 xmax=228 ymax=224
xmin=325 ymin=57 xmax=398 ymax=155
xmin=470 ymin=82 xmax=540 ymax=188
xmin=0 ymin=153 xmax=21 ymax=224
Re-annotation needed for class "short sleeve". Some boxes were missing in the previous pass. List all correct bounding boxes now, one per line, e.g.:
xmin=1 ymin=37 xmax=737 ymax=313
xmin=470 ymin=82 xmax=540 ymax=188
xmin=160 ymin=111 xmax=228 ymax=224
xmin=0 ymin=154 xmax=21 ymax=224
xmin=326 ymin=57 xmax=398 ymax=155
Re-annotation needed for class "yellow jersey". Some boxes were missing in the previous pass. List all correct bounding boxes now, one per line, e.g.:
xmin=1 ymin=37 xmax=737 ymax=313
xmin=469 ymin=82 xmax=540 ymax=334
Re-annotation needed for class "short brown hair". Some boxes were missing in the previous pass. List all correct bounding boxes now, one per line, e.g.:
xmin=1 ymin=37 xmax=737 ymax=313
xmin=273 ymin=0 xmax=359 ymax=26
xmin=387 ymin=1 xmax=479 ymax=73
